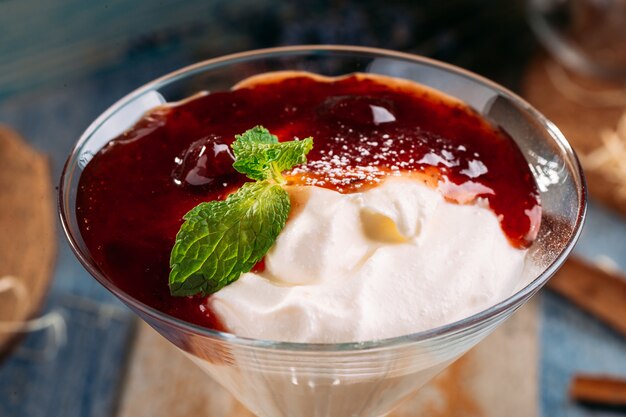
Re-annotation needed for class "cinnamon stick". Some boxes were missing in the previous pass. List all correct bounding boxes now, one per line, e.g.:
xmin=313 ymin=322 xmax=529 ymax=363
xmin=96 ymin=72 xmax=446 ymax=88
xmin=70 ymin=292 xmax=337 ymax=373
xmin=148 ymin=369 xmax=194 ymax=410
xmin=570 ymin=374 xmax=626 ymax=406
xmin=548 ymin=256 xmax=626 ymax=337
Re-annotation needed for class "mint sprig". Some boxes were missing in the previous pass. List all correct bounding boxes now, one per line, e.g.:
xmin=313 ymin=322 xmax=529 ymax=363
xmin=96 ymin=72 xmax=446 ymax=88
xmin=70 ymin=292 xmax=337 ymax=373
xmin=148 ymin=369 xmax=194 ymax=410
xmin=169 ymin=126 xmax=313 ymax=296
xmin=232 ymin=126 xmax=313 ymax=183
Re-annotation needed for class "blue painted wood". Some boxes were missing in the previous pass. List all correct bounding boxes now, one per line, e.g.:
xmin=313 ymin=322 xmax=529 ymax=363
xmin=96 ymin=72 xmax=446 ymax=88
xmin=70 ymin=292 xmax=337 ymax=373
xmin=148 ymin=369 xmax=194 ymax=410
xmin=0 ymin=0 xmax=535 ymax=99
xmin=0 ymin=0 xmax=223 ymax=97
xmin=540 ymin=201 xmax=626 ymax=417
xmin=540 ymin=291 xmax=626 ymax=417
xmin=0 ymin=294 xmax=136 ymax=417
xmin=573 ymin=200 xmax=626 ymax=269
xmin=0 ymin=0 xmax=285 ymax=99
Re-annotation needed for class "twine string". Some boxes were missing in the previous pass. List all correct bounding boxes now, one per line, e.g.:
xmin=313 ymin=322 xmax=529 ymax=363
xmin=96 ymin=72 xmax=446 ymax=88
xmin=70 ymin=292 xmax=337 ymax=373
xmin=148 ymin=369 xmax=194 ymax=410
xmin=545 ymin=61 xmax=626 ymax=108
xmin=0 ymin=276 xmax=67 ymax=360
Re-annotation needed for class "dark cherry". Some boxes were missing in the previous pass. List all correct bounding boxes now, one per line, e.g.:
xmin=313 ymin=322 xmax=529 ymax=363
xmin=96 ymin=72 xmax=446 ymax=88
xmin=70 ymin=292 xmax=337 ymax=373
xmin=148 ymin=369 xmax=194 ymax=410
xmin=172 ymin=135 xmax=235 ymax=187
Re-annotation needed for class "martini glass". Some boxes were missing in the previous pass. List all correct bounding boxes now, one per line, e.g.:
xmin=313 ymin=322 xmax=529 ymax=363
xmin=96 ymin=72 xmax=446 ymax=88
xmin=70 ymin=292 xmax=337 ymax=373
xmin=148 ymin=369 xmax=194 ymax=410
xmin=59 ymin=46 xmax=586 ymax=417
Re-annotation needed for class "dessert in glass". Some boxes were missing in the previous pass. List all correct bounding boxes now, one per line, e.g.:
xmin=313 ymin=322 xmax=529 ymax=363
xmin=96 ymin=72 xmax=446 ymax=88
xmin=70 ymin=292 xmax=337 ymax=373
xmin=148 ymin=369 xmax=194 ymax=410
xmin=59 ymin=46 xmax=586 ymax=417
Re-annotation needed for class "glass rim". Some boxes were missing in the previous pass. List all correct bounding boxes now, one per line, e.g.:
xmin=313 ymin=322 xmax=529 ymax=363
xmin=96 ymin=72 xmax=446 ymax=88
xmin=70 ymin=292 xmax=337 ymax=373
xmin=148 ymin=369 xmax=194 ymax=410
xmin=59 ymin=44 xmax=587 ymax=352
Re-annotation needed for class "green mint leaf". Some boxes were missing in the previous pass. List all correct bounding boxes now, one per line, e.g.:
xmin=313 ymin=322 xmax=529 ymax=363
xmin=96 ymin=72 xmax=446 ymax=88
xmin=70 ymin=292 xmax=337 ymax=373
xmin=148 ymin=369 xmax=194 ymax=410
xmin=169 ymin=181 xmax=289 ymax=296
xmin=232 ymin=126 xmax=313 ymax=182
xmin=234 ymin=125 xmax=279 ymax=146
xmin=169 ymin=125 xmax=314 ymax=297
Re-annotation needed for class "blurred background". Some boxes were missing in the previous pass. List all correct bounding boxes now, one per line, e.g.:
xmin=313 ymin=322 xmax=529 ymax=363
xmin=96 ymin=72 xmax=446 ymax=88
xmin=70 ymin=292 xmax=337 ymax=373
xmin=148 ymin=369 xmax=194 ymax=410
xmin=1 ymin=0 xmax=625 ymax=416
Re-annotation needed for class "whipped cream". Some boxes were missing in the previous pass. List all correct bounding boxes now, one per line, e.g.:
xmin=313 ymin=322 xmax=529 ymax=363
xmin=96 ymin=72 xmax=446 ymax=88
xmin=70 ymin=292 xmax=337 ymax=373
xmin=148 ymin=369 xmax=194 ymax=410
xmin=210 ymin=177 xmax=527 ymax=343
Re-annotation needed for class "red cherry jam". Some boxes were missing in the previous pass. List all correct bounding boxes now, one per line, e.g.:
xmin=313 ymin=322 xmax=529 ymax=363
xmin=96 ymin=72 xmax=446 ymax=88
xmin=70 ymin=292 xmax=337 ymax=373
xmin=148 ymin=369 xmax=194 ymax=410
xmin=76 ymin=73 xmax=540 ymax=330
